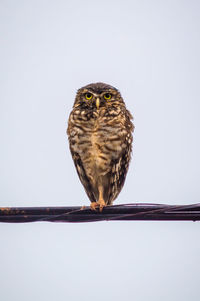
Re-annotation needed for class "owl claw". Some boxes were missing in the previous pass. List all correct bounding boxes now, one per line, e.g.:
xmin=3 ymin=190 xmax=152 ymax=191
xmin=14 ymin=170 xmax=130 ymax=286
xmin=97 ymin=199 xmax=106 ymax=212
xmin=90 ymin=202 xmax=99 ymax=211
xmin=80 ymin=205 xmax=86 ymax=210
xmin=90 ymin=200 xmax=106 ymax=212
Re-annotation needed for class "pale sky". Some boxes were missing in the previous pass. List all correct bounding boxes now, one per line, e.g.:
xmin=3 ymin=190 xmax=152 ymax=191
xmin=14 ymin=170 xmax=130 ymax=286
xmin=1 ymin=1 xmax=200 ymax=300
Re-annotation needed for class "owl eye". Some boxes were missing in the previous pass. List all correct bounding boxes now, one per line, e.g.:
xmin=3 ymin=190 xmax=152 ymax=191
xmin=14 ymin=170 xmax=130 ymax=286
xmin=104 ymin=93 xmax=112 ymax=100
xmin=85 ymin=93 xmax=93 ymax=100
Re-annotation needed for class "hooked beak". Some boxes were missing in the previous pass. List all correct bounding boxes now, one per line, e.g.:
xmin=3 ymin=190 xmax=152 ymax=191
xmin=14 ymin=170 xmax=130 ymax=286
xmin=96 ymin=97 xmax=100 ymax=110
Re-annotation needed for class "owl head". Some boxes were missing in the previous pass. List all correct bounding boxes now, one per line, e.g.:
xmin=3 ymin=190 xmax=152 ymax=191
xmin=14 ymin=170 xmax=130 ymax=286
xmin=73 ymin=82 xmax=125 ymax=110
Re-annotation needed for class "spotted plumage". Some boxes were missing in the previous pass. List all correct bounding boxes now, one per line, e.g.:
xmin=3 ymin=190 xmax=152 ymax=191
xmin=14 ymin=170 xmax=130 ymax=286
xmin=67 ymin=82 xmax=134 ymax=211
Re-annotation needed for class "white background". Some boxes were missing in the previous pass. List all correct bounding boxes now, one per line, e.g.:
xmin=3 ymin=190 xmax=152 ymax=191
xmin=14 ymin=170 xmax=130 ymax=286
xmin=1 ymin=1 xmax=200 ymax=300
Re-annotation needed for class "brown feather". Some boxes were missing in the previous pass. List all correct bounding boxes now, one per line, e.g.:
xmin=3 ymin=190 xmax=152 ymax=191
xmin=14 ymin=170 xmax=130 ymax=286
xmin=67 ymin=83 xmax=134 ymax=206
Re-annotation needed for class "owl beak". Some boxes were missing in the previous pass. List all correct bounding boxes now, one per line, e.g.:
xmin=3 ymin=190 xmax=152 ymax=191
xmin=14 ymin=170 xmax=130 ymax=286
xmin=96 ymin=97 xmax=100 ymax=110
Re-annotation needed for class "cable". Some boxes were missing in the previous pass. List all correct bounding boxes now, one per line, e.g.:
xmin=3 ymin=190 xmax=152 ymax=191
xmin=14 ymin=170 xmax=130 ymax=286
xmin=0 ymin=203 xmax=200 ymax=223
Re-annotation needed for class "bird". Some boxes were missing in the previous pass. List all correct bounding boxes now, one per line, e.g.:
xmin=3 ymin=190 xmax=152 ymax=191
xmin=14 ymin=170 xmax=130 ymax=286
xmin=67 ymin=82 xmax=134 ymax=211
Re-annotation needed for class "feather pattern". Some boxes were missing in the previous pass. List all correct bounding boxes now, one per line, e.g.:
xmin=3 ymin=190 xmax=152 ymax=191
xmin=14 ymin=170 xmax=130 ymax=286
xmin=67 ymin=83 xmax=134 ymax=209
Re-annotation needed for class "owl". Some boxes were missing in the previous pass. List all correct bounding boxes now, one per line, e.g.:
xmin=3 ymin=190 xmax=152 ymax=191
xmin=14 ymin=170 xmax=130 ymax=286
xmin=67 ymin=82 xmax=134 ymax=211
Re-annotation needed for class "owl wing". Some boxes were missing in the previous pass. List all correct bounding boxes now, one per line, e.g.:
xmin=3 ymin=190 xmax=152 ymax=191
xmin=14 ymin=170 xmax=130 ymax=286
xmin=67 ymin=112 xmax=96 ymax=203
xmin=107 ymin=109 xmax=134 ymax=203
xmin=70 ymin=151 xmax=96 ymax=203
xmin=108 ymin=140 xmax=132 ymax=203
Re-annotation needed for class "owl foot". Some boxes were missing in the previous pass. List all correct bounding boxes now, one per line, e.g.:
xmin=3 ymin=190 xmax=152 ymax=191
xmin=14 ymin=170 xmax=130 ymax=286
xmin=80 ymin=206 xmax=86 ymax=210
xmin=90 ymin=200 xmax=106 ymax=212
xmin=97 ymin=199 xmax=106 ymax=212
xmin=90 ymin=202 xmax=99 ymax=211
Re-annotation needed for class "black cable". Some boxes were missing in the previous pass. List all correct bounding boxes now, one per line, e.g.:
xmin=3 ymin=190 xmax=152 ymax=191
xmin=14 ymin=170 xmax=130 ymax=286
xmin=0 ymin=203 xmax=200 ymax=223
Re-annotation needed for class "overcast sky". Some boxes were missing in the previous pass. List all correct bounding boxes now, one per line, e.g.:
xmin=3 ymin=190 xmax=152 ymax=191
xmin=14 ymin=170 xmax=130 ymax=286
xmin=1 ymin=1 xmax=200 ymax=300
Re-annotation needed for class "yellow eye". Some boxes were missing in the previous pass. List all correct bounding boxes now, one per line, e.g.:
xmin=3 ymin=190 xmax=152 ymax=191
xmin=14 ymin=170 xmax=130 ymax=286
xmin=104 ymin=93 xmax=112 ymax=100
xmin=85 ymin=93 xmax=93 ymax=100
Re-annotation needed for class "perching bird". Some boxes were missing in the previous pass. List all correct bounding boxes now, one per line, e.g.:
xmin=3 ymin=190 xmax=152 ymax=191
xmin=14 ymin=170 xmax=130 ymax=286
xmin=67 ymin=82 xmax=134 ymax=211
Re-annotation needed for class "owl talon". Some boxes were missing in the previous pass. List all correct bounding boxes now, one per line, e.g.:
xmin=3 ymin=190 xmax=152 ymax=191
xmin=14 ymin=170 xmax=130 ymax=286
xmin=97 ymin=199 xmax=106 ymax=212
xmin=90 ymin=200 xmax=106 ymax=212
xmin=90 ymin=202 xmax=99 ymax=211
xmin=80 ymin=205 xmax=86 ymax=210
